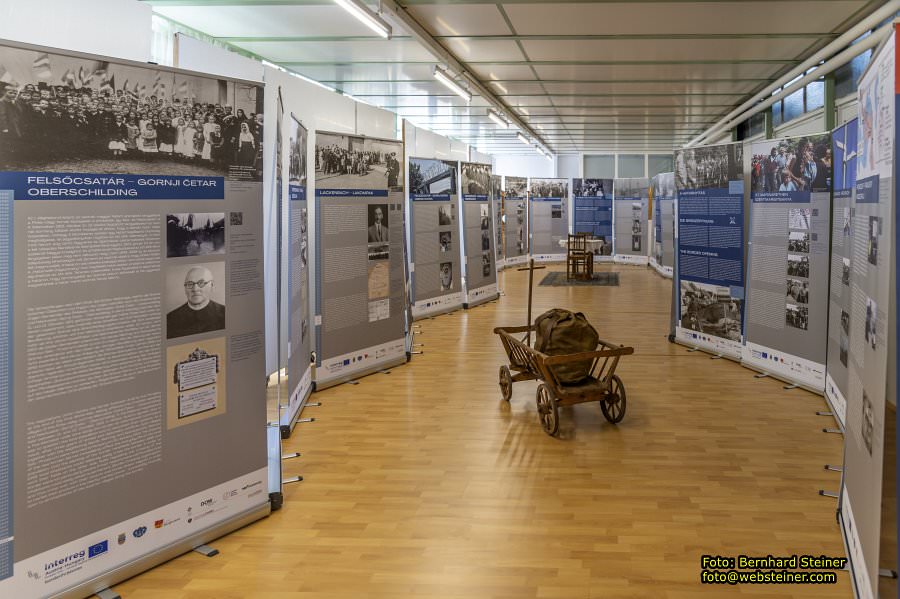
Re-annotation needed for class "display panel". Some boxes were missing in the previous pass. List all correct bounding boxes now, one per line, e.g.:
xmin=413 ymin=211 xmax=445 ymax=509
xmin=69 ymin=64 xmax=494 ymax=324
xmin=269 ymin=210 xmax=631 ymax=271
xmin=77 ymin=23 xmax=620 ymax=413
xmin=572 ymin=178 xmax=614 ymax=261
xmin=742 ymin=133 xmax=832 ymax=390
xmin=839 ymin=30 xmax=895 ymax=599
xmin=528 ymin=177 xmax=568 ymax=262
xmin=313 ymin=131 xmax=406 ymax=387
xmin=491 ymin=174 xmax=504 ymax=270
xmin=651 ymin=172 xmax=675 ymax=277
xmin=673 ymin=142 xmax=746 ymax=359
xmin=285 ymin=113 xmax=310 ymax=426
xmin=408 ymin=157 xmax=463 ymax=317
xmin=503 ymin=176 xmax=528 ymax=266
xmin=0 ymin=41 xmax=268 ymax=596
xmin=460 ymin=162 xmax=498 ymax=306
xmin=613 ymin=177 xmax=649 ymax=264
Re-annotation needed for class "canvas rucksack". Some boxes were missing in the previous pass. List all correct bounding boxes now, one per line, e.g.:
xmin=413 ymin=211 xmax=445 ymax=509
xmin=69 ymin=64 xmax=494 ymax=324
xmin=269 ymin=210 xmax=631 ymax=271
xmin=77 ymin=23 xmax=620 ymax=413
xmin=533 ymin=308 xmax=600 ymax=384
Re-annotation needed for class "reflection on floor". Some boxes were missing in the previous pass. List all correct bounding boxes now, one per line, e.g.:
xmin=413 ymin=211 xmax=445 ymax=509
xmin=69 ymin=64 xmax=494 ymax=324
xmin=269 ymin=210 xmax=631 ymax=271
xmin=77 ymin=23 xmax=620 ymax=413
xmin=117 ymin=264 xmax=850 ymax=598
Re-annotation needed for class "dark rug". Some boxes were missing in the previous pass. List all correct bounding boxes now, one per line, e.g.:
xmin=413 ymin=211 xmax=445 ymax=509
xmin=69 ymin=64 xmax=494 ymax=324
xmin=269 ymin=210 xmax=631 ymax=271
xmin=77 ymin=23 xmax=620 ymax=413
xmin=539 ymin=271 xmax=620 ymax=286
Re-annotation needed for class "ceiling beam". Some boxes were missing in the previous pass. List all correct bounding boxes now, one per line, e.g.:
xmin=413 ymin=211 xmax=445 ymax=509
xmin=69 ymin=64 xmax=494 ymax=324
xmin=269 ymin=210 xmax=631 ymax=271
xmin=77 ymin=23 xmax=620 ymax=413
xmin=217 ymin=32 xmax=836 ymax=42
xmin=144 ymin=0 xmax=867 ymax=5
xmin=278 ymin=59 xmax=798 ymax=66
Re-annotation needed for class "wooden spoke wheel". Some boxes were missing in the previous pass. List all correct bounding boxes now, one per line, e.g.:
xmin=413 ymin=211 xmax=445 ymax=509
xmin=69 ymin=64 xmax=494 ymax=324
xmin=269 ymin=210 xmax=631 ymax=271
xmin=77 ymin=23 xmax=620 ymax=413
xmin=600 ymin=374 xmax=627 ymax=424
xmin=499 ymin=365 xmax=513 ymax=402
xmin=535 ymin=383 xmax=559 ymax=436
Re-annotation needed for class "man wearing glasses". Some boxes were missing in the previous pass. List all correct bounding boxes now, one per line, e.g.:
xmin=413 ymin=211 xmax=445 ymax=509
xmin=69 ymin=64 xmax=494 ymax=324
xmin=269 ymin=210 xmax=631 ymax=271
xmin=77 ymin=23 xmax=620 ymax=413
xmin=167 ymin=265 xmax=226 ymax=338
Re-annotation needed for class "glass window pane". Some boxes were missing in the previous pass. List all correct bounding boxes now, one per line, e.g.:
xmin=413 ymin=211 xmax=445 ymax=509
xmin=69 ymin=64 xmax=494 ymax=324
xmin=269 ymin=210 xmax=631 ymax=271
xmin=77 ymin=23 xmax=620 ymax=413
xmin=835 ymin=49 xmax=872 ymax=98
xmin=750 ymin=113 xmax=766 ymax=136
xmin=773 ymin=101 xmax=783 ymax=126
xmin=584 ymin=154 xmax=615 ymax=179
xmin=617 ymin=154 xmax=645 ymax=178
xmin=648 ymin=154 xmax=673 ymax=177
xmin=806 ymin=80 xmax=825 ymax=111
xmin=783 ymin=88 xmax=804 ymax=122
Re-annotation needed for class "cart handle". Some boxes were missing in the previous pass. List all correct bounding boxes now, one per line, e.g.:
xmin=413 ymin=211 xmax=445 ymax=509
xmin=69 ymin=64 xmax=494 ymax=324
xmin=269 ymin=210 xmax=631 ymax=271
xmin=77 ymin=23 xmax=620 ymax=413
xmin=492 ymin=325 xmax=534 ymax=334
xmin=542 ymin=346 xmax=634 ymax=365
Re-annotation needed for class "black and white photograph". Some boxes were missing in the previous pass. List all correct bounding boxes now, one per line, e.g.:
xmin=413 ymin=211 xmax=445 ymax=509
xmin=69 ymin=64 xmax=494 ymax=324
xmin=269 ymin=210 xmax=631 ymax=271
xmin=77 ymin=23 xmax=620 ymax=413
xmin=481 ymin=229 xmax=490 ymax=251
xmin=409 ymin=157 xmax=456 ymax=195
xmin=786 ymin=278 xmax=809 ymax=304
xmin=439 ymin=261 xmax=453 ymax=291
xmin=480 ymin=203 xmax=490 ymax=230
xmin=165 ymin=260 xmax=226 ymax=339
xmin=505 ymin=176 xmax=527 ymax=199
xmin=842 ymin=257 xmax=850 ymax=285
xmin=842 ymin=207 xmax=851 ymax=236
xmin=461 ymin=162 xmax=490 ymax=196
xmin=787 ymin=231 xmax=809 ymax=253
xmin=439 ymin=230 xmax=452 ymax=253
xmin=674 ymin=144 xmax=743 ymax=190
xmin=530 ymin=178 xmax=568 ymax=199
xmin=438 ymin=204 xmax=453 ymax=226
xmin=867 ymin=215 xmax=879 ymax=266
xmin=839 ymin=330 xmax=849 ymax=367
xmin=679 ymin=280 xmax=742 ymax=341
xmin=862 ymin=391 xmax=874 ymax=456
xmin=750 ymin=134 xmax=832 ymax=193
xmin=785 ymin=303 xmax=808 ymax=331
xmin=573 ymin=178 xmax=611 ymax=198
xmin=551 ymin=205 xmax=562 ymax=219
xmin=367 ymin=204 xmax=389 ymax=243
xmin=631 ymin=235 xmax=641 ymax=252
xmin=289 ymin=117 xmax=307 ymax=187
xmin=166 ymin=213 xmax=225 ymax=257
xmin=316 ymin=132 xmax=402 ymax=191
xmin=865 ymin=296 xmax=877 ymax=349
xmin=368 ymin=242 xmax=389 ymax=261
xmin=615 ymin=178 xmax=648 ymax=200
xmin=787 ymin=254 xmax=809 ymax=278
xmin=788 ymin=208 xmax=811 ymax=230
xmin=482 ymin=252 xmax=491 ymax=277
xmin=0 ymin=46 xmax=264 ymax=180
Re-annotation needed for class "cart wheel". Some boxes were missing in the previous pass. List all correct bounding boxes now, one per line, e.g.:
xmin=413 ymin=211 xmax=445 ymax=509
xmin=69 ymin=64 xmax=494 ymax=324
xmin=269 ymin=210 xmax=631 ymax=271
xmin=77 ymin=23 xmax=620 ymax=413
xmin=499 ymin=365 xmax=513 ymax=402
xmin=536 ymin=384 xmax=559 ymax=436
xmin=601 ymin=374 xmax=627 ymax=424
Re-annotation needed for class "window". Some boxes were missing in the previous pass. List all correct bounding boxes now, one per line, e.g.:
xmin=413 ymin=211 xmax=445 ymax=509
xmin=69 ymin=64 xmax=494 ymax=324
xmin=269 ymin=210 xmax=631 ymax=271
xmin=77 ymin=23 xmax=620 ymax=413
xmin=617 ymin=154 xmax=645 ymax=178
xmin=648 ymin=155 xmax=673 ymax=177
xmin=584 ymin=155 xmax=614 ymax=179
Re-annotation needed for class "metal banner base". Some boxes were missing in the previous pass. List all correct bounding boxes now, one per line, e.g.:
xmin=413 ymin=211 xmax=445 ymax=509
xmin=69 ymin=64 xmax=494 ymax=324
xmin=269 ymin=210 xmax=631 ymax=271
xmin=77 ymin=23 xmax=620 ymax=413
xmin=314 ymin=355 xmax=407 ymax=391
xmin=464 ymin=292 xmax=500 ymax=310
xmin=738 ymin=362 xmax=825 ymax=396
xmin=673 ymin=338 xmax=741 ymax=363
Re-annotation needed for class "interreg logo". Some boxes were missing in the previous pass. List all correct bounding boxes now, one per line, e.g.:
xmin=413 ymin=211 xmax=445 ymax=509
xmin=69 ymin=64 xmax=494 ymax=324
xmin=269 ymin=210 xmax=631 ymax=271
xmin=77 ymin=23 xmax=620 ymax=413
xmin=88 ymin=541 xmax=108 ymax=559
xmin=44 ymin=550 xmax=85 ymax=571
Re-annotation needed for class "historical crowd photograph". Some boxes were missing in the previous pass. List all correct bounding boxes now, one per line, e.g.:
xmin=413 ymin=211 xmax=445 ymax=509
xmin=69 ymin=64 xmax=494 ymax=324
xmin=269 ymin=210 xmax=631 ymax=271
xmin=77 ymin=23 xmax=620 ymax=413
xmin=675 ymin=144 xmax=742 ymax=190
xmin=316 ymin=132 xmax=402 ymax=191
xmin=167 ymin=213 xmax=225 ymax=257
xmin=679 ymin=280 xmax=742 ymax=342
xmin=750 ymin=134 xmax=832 ymax=193
xmin=461 ymin=162 xmax=490 ymax=196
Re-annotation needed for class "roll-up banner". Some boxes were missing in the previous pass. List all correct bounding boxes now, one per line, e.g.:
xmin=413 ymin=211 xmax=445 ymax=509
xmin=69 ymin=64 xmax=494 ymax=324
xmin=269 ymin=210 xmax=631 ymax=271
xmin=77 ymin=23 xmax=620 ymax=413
xmin=613 ymin=178 xmax=650 ymax=265
xmin=742 ymin=133 xmax=832 ymax=392
xmin=408 ymin=157 xmax=463 ymax=317
xmin=825 ymin=119 xmax=858 ymax=426
xmin=503 ymin=176 xmax=528 ymax=267
xmin=0 ymin=40 xmax=270 ymax=597
xmin=839 ymin=29 xmax=896 ymax=599
xmin=651 ymin=172 xmax=676 ymax=278
xmin=528 ymin=177 xmax=568 ymax=262
xmin=284 ymin=114 xmax=311 ymax=431
xmin=673 ymin=142 xmax=746 ymax=359
xmin=460 ymin=162 xmax=498 ymax=307
xmin=572 ymin=178 xmax=614 ymax=261
xmin=491 ymin=174 xmax=505 ymax=270
xmin=313 ymin=132 xmax=406 ymax=388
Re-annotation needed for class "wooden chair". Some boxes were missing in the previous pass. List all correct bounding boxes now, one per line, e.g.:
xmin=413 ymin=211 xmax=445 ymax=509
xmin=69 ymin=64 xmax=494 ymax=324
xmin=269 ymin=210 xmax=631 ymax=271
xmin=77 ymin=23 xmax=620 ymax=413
xmin=566 ymin=233 xmax=591 ymax=280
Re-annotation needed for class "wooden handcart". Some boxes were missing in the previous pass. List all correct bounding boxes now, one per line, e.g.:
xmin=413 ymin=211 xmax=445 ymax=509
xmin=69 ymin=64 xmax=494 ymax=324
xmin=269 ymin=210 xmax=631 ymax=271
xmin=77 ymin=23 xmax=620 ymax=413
xmin=494 ymin=325 xmax=634 ymax=436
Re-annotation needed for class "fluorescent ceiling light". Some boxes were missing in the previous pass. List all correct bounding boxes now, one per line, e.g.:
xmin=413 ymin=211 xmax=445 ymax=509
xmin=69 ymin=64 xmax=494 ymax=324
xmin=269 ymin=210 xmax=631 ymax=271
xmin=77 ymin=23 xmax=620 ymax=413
xmin=516 ymin=132 xmax=530 ymax=146
xmin=534 ymin=146 xmax=545 ymax=156
xmin=434 ymin=66 xmax=472 ymax=103
xmin=487 ymin=109 xmax=509 ymax=129
xmin=333 ymin=0 xmax=391 ymax=39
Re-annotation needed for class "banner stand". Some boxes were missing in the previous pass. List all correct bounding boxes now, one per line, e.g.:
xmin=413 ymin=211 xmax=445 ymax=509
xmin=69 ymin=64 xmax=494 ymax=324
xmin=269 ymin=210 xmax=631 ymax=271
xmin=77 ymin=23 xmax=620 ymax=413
xmin=313 ymin=355 xmax=408 ymax=391
xmin=737 ymin=362 xmax=826 ymax=396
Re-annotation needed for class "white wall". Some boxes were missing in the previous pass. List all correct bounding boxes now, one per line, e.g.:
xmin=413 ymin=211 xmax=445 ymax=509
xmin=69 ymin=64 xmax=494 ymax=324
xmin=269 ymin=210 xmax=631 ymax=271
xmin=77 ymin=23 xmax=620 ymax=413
xmin=557 ymin=154 xmax=581 ymax=179
xmin=0 ymin=0 xmax=152 ymax=63
xmin=492 ymin=153 xmax=556 ymax=179
xmin=174 ymin=33 xmax=263 ymax=82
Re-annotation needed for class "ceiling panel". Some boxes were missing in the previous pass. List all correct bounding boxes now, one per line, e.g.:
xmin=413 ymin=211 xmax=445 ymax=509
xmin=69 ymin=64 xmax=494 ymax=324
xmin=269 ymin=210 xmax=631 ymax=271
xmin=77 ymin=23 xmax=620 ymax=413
xmin=530 ymin=62 xmax=789 ymax=80
xmin=407 ymin=4 xmax=511 ymax=36
xmin=469 ymin=63 xmax=541 ymax=81
xmin=491 ymin=80 xmax=762 ymax=95
xmin=441 ymin=39 xmax=526 ymax=62
xmin=503 ymin=94 xmax=745 ymax=107
xmin=154 ymin=5 xmax=373 ymax=37
xmin=504 ymin=1 xmax=869 ymax=35
xmin=520 ymin=37 xmax=818 ymax=62
xmin=233 ymin=40 xmax=434 ymax=63
xmin=288 ymin=63 xmax=438 ymax=83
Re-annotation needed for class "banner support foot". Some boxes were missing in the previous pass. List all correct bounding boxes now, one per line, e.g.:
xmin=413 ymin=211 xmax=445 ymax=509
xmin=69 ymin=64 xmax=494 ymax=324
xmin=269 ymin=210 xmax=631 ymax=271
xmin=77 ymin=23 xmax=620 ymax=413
xmin=710 ymin=354 xmax=723 ymax=360
xmin=783 ymin=383 xmax=799 ymax=390
xmin=282 ymin=452 xmax=301 ymax=460
xmin=686 ymin=347 xmax=699 ymax=353
xmin=818 ymin=490 xmax=838 ymax=498
xmin=193 ymin=544 xmax=219 ymax=558
xmin=822 ymin=428 xmax=842 ymax=434
xmin=824 ymin=464 xmax=842 ymax=472
xmin=345 ymin=380 xmax=360 ymax=385
xmin=753 ymin=372 xmax=770 ymax=379
xmin=283 ymin=475 xmax=303 ymax=484
xmin=816 ymin=411 xmax=833 ymax=416
xmin=96 ymin=589 xmax=121 ymax=599
xmin=880 ymin=569 xmax=898 ymax=579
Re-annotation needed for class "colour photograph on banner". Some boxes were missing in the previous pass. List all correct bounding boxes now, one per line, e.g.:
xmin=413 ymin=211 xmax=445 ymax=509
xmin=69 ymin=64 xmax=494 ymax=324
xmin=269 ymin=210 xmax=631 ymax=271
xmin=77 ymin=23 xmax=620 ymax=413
xmin=314 ymin=131 xmax=406 ymax=386
xmin=287 ymin=113 xmax=311 ymax=419
xmin=0 ymin=42 xmax=268 ymax=597
xmin=460 ymin=162 xmax=498 ymax=306
xmin=529 ymin=177 xmax=568 ymax=262
xmin=673 ymin=142 xmax=745 ymax=359
xmin=743 ymin=133 xmax=832 ymax=390
xmin=409 ymin=157 xmax=463 ymax=317
xmin=613 ymin=178 xmax=649 ymax=264
xmin=573 ymin=178 xmax=613 ymax=259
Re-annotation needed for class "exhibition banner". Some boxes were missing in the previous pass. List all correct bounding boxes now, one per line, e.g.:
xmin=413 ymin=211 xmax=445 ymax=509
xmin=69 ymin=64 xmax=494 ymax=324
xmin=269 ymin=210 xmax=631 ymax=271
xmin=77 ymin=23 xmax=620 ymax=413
xmin=839 ymin=30 xmax=896 ymax=599
xmin=0 ymin=42 xmax=269 ymax=597
xmin=673 ymin=142 xmax=746 ymax=359
xmin=503 ymin=176 xmax=528 ymax=266
xmin=285 ymin=113 xmax=311 ymax=428
xmin=408 ymin=157 xmax=463 ymax=317
xmin=651 ymin=172 xmax=675 ymax=277
xmin=460 ymin=162 xmax=498 ymax=306
xmin=572 ymin=178 xmax=614 ymax=261
xmin=742 ymin=133 xmax=832 ymax=391
xmin=491 ymin=174 xmax=505 ymax=269
xmin=314 ymin=131 xmax=406 ymax=387
xmin=528 ymin=177 xmax=568 ymax=262
xmin=613 ymin=177 xmax=650 ymax=265
xmin=825 ymin=119 xmax=858 ymax=425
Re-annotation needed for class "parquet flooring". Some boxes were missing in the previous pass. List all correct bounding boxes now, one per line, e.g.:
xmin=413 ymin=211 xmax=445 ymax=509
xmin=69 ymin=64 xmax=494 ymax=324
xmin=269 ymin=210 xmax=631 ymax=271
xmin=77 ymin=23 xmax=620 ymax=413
xmin=115 ymin=264 xmax=849 ymax=598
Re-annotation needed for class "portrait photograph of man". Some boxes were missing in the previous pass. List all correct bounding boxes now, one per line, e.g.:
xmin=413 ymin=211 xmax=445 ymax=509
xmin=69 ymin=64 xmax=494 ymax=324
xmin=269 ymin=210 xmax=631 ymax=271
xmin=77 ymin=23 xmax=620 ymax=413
xmin=368 ymin=204 xmax=389 ymax=243
xmin=166 ymin=261 xmax=226 ymax=339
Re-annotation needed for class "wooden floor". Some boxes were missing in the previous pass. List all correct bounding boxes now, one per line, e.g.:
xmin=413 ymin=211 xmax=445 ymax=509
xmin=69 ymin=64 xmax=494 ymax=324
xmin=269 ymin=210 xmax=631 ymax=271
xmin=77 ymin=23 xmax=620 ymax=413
xmin=117 ymin=265 xmax=849 ymax=598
